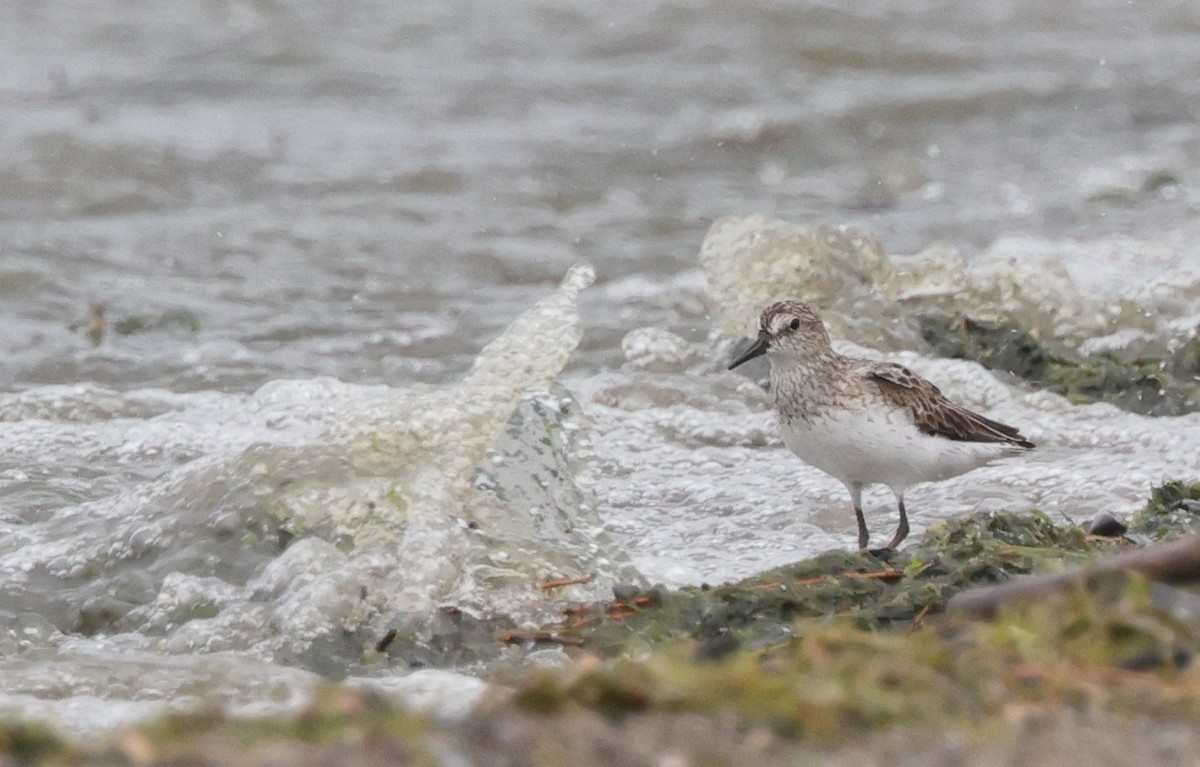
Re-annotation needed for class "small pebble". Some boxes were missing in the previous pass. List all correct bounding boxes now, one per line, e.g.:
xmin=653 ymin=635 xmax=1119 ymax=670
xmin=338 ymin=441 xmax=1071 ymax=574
xmin=612 ymin=583 xmax=640 ymax=602
xmin=1086 ymin=511 xmax=1128 ymax=537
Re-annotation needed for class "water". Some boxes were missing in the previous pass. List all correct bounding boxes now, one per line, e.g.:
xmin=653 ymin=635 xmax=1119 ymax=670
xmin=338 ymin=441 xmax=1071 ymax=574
xmin=3 ymin=0 xmax=1200 ymax=737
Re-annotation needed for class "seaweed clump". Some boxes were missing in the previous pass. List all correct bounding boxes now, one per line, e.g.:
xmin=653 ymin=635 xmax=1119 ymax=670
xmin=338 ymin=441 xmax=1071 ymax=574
xmin=1130 ymin=481 xmax=1200 ymax=540
xmin=536 ymin=509 xmax=1094 ymax=657
xmin=511 ymin=572 xmax=1200 ymax=741
xmin=915 ymin=311 xmax=1200 ymax=416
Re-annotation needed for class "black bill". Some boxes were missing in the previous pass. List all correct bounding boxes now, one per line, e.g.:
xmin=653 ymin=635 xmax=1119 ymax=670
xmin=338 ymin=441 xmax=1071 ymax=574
xmin=727 ymin=332 xmax=770 ymax=370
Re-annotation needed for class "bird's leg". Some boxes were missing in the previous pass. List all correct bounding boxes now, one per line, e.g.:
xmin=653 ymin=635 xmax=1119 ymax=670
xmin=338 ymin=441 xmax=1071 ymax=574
xmin=848 ymin=483 xmax=870 ymax=552
xmin=863 ymin=494 xmax=909 ymax=561
xmin=882 ymin=495 xmax=910 ymax=551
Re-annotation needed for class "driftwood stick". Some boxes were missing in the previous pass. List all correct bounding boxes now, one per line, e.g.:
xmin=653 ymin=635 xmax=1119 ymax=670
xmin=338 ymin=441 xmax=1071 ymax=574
xmin=499 ymin=629 xmax=586 ymax=647
xmin=947 ymin=535 xmax=1200 ymax=618
xmin=541 ymin=574 xmax=596 ymax=591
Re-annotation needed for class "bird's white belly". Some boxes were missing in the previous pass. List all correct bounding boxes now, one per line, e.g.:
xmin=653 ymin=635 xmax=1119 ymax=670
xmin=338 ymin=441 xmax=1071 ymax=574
xmin=778 ymin=406 xmax=1013 ymax=493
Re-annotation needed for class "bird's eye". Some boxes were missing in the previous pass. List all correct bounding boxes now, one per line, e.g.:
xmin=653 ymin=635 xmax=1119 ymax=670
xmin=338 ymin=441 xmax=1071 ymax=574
xmin=789 ymin=318 xmax=801 ymax=331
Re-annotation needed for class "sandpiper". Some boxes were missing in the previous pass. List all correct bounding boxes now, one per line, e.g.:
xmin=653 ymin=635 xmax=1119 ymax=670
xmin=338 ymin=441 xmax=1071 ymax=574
xmin=729 ymin=301 xmax=1034 ymax=557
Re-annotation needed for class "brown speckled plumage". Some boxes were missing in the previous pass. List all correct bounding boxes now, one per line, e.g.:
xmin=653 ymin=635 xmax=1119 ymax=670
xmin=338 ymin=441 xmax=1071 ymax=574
xmin=867 ymin=363 xmax=1035 ymax=448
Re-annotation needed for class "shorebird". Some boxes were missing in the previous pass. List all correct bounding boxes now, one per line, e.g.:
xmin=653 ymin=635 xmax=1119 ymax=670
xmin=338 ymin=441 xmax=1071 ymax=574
xmin=728 ymin=301 xmax=1034 ymax=557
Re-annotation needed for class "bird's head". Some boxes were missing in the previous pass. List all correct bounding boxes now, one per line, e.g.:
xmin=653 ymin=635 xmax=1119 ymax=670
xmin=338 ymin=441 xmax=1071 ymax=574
xmin=728 ymin=300 xmax=831 ymax=370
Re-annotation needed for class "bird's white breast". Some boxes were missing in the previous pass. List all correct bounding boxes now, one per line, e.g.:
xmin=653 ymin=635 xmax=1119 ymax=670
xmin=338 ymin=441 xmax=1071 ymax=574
xmin=777 ymin=405 xmax=1018 ymax=493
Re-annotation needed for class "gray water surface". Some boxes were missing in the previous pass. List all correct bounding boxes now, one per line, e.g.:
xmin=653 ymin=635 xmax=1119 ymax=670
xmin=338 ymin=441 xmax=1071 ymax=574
xmin=4 ymin=0 xmax=1198 ymax=390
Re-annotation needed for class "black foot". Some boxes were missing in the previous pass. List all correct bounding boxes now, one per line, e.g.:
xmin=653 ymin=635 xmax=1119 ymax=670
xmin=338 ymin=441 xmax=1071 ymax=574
xmin=862 ymin=547 xmax=895 ymax=562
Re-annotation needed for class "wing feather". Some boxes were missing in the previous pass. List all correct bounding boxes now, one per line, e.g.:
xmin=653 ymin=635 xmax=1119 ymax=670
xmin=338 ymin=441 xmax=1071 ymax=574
xmin=866 ymin=363 xmax=1035 ymax=448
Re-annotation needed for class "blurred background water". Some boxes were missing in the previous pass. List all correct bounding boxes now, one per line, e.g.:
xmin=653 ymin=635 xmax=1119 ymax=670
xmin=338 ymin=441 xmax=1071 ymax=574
xmin=2 ymin=0 xmax=1199 ymax=737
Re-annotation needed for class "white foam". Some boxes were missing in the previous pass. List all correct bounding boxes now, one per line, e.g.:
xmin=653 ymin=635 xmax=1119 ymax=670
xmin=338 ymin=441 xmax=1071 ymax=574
xmin=700 ymin=213 xmax=1200 ymax=353
xmin=343 ymin=669 xmax=489 ymax=723
xmin=0 ymin=264 xmax=632 ymax=725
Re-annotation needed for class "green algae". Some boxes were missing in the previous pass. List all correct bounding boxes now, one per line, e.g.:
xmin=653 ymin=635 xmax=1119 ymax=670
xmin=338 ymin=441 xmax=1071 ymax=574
xmin=536 ymin=509 xmax=1099 ymax=657
xmin=1131 ymin=481 xmax=1200 ymax=540
xmin=513 ymin=566 xmax=1200 ymax=742
xmin=915 ymin=311 xmax=1200 ymax=415
xmin=141 ymin=687 xmax=428 ymax=748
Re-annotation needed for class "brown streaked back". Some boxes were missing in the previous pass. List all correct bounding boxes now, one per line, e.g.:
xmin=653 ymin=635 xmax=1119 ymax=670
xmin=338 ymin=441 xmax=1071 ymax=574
xmin=867 ymin=363 xmax=1035 ymax=448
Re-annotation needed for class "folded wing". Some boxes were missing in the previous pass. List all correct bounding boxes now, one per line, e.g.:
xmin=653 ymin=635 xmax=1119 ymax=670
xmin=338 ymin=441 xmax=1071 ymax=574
xmin=866 ymin=363 xmax=1035 ymax=448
